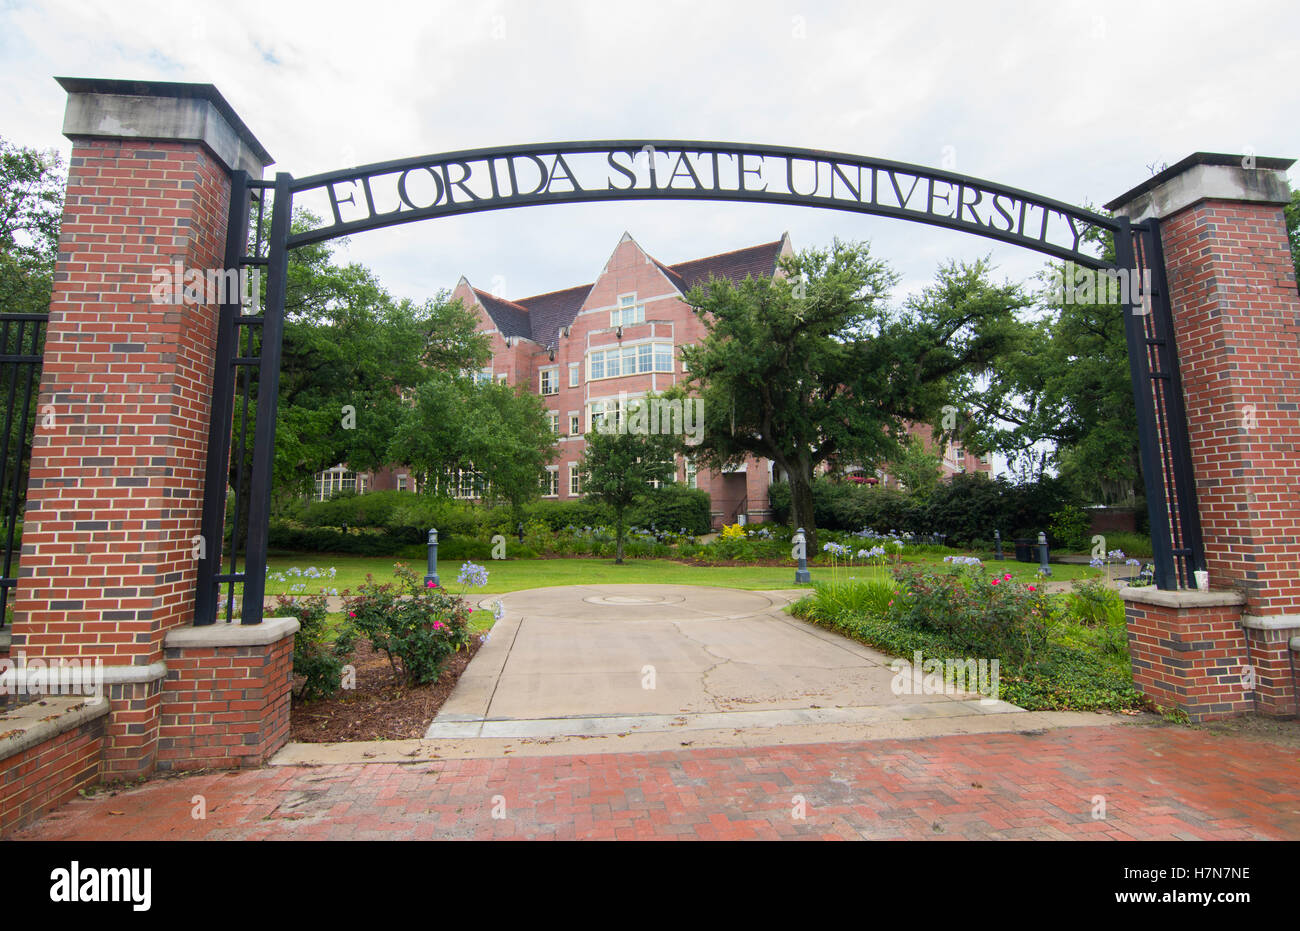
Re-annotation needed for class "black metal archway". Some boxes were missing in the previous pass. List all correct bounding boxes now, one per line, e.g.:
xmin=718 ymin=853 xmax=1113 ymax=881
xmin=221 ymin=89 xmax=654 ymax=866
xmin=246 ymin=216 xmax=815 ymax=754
xmin=194 ymin=141 xmax=1204 ymax=625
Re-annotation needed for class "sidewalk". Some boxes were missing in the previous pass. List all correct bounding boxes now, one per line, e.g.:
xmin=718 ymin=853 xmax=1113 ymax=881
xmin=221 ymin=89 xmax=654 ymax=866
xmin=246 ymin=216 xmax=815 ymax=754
xmin=10 ymin=724 xmax=1298 ymax=840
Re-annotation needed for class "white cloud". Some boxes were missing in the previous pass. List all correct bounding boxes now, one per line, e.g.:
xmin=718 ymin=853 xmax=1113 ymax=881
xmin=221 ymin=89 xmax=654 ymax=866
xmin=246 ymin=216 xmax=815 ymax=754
xmin=1 ymin=0 xmax=1296 ymax=306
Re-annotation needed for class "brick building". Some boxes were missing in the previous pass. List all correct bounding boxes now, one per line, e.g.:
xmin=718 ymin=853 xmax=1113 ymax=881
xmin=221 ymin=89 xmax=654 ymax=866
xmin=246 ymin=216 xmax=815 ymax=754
xmin=369 ymin=231 xmax=983 ymax=526
xmin=320 ymin=231 xmax=989 ymax=521
xmin=447 ymin=232 xmax=788 ymax=528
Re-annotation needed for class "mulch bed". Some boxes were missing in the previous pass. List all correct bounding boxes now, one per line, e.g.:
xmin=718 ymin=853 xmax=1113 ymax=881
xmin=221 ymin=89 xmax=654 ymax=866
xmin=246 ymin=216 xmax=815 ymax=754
xmin=288 ymin=636 xmax=484 ymax=742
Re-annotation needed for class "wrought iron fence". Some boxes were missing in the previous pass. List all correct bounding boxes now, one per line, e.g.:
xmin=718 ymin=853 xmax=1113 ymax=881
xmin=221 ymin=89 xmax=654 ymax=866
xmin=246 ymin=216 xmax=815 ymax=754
xmin=0 ymin=310 xmax=47 ymax=634
xmin=194 ymin=173 xmax=287 ymax=625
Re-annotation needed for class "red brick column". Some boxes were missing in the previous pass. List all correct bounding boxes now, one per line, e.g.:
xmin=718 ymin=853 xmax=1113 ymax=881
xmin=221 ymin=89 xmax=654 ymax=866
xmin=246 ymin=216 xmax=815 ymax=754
xmin=158 ymin=617 xmax=298 ymax=771
xmin=9 ymin=79 xmax=276 ymax=776
xmin=1110 ymin=153 xmax=1300 ymax=719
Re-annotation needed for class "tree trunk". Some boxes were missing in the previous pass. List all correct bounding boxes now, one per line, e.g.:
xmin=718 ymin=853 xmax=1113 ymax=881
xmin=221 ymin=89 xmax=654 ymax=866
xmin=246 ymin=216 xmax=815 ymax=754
xmin=614 ymin=508 xmax=625 ymax=565
xmin=789 ymin=469 xmax=817 ymax=553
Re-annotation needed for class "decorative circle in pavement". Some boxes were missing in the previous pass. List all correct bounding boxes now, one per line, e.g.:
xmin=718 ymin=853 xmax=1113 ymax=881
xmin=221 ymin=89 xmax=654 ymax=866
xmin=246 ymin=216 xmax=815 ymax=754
xmin=582 ymin=593 xmax=687 ymax=606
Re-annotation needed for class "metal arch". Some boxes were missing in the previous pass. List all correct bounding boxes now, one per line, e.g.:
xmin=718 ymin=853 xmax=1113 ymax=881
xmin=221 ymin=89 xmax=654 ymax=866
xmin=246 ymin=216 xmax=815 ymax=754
xmin=286 ymin=140 xmax=1121 ymax=269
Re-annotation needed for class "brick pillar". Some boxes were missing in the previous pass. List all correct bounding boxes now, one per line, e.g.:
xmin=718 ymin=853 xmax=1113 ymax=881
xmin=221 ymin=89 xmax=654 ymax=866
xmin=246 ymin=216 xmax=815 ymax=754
xmin=1109 ymin=153 xmax=1300 ymax=720
xmin=8 ymin=79 xmax=274 ymax=776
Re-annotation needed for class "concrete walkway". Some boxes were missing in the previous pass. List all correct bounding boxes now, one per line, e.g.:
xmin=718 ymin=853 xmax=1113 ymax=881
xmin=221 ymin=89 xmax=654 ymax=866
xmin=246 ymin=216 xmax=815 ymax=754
xmin=424 ymin=584 xmax=1022 ymax=742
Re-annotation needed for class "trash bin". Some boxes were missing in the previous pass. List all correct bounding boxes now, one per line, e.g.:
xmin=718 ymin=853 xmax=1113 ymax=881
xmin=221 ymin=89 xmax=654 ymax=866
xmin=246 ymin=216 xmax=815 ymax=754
xmin=1013 ymin=538 xmax=1035 ymax=562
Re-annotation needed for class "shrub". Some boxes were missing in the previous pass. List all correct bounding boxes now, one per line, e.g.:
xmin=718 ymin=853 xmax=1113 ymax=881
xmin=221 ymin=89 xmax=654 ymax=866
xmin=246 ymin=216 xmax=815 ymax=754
xmin=887 ymin=564 xmax=1051 ymax=665
xmin=275 ymin=592 xmax=356 ymax=702
xmin=1048 ymin=505 xmax=1090 ymax=550
xmin=1092 ymin=530 xmax=1153 ymax=558
xmin=388 ymin=496 xmax=485 ymax=538
xmin=626 ymin=484 xmax=711 ymax=535
xmin=1065 ymin=576 xmax=1124 ymax=627
xmin=268 ymin=520 xmax=423 ymax=557
xmin=719 ymin=522 xmax=746 ymax=541
xmin=343 ymin=562 xmax=478 ymax=685
xmin=769 ymin=472 xmax=1081 ymax=545
xmin=767 ymin=481 xmax=791 ymax=523
xmin=524 ymin=498 xmax=615 ymax=531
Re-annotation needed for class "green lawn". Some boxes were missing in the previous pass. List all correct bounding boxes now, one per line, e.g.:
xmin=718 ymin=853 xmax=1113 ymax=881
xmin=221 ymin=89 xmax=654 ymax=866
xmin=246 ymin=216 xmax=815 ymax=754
xmin=262 ymin=552 xmax=1106 ymax=598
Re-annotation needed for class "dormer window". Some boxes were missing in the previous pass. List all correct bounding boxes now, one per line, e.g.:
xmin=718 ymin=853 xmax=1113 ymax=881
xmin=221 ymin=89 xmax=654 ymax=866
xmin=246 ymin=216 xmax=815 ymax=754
xmin=611 ymin=293 xmax=645 ymax=327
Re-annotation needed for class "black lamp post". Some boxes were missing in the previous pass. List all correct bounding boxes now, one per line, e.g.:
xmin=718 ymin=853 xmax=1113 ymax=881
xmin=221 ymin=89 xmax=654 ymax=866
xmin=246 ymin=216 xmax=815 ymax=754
xmin=425 ymin=528 xmax=439 ymax=587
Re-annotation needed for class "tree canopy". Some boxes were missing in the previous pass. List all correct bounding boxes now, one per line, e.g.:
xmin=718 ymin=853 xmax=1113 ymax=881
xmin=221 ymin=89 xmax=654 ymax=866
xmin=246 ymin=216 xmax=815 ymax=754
xmin=679 ymin=240 xmax=1026 ymax=547
xmin=579 ymin=413 xmax=677 ymax=563
xmin=961 ymin=227 xmax=1140 ymax=503
xmin=267 ymin=210 xmax=492 ymax=499
xmin=0 ymin=136 xmax=64 ymax=316
xmin=389 ymin=375 xmax=557 ymax=516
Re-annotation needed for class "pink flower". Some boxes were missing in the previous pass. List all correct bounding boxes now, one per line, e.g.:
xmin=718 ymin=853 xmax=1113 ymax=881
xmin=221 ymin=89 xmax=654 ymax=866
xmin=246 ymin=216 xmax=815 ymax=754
xmin=348 ymin=611 xmax=356 ymax=618
xmin=1003 ymin=573 xmax=1012 ymax=581
xmin=467 ymin=607 xmax=473 ymax=613
xmin=427 ymin=580 xmax=436 ymax=588
xmin=1028 ymin=585 xmax=1036 ymax=592
xmin=991 ymin=578 xmax=999 ymax=585
xmin=432 ymin=621 xmax=445 ymax=631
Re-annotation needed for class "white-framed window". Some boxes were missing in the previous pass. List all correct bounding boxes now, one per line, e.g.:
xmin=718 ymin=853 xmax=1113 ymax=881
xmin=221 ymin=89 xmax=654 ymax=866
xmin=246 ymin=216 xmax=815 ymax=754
xmin=569 ymin=412 xmax=581 ymax=436
xmin=542 ymin=467 xmax=559 ymax=497
xmin=548 ymin=410 xmax=560 ymax=434
xmin=685 ymin=459 xmax=698 ymax=489
xmin=396 ymin=474 xmax=408 ymax=492
xmin=568 ymin=362 xmax=580 ymax=387
xmin=587 ymin=341 xmax=674 ymax=380
xmin=540 ymin=367 xmax=559 ymax=395
xmin=588 ymin=398 xmax=626 ymax=433
xmin=443 ymin=468 xmax=485 ymax=499
xmin=611 ymin=293 xmax=645 ymax=327
xmin=473 ymin=367 xmax=492 ymax=386
xmin=312 ymin=467 xmax=368 ymax=501
xmin=568 ymin=462 xmax=581 ymax=496
xmin=496 ymin=372 xmax=507 ymax=384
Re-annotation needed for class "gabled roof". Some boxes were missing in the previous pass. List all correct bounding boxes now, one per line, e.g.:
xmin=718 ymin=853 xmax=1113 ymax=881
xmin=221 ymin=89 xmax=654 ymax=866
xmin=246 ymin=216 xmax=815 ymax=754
xmin=667 ymin=238 xmax=786 ymax=292
xmin=472 ymin=288 xmax=531 ymax=340
xmin=516 ymin=283 xmax=593 ymax=349
xmin=466 ymin=235 xmax=786 ymax=347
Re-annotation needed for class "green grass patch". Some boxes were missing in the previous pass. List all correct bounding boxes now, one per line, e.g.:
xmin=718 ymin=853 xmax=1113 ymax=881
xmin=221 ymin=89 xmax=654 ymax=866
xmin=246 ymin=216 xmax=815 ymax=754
xmin=261 ymin=552 xmax=1103 ymax=597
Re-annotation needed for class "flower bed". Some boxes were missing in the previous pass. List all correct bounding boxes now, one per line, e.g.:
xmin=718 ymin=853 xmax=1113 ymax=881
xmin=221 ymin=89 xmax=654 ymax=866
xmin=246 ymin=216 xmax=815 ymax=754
xmin=791 ymin=563 xmax=1145 ymax=713
xmin=275 ymin=560 xmax=497 ymax=740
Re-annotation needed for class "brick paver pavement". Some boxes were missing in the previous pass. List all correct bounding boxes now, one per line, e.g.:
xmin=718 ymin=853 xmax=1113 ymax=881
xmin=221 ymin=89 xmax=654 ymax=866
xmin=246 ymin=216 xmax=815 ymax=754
xmin=9 ymin=724 xmax=1300 ymax=840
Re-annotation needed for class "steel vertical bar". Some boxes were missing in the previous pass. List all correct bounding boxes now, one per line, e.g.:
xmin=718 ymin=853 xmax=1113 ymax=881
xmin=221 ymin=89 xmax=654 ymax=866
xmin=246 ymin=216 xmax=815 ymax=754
xmin=239 ymin=172 xmax=293 ymax=624
xmin=1118 ymin=218 xmax=1179 ymax=590
xmin=195 ymin=170 xmax=251 ymax=625
xmin=1142 ymin=219 xmax=1206 ymax=582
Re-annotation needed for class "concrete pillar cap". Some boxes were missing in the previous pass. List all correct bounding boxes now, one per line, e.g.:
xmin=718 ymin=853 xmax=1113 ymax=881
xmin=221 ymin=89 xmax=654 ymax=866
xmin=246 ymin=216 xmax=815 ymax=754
xmin=1106 ymin=152 xmax=1295 ymax=223
xmin=56 ymin=76 xmax=273 ymax=177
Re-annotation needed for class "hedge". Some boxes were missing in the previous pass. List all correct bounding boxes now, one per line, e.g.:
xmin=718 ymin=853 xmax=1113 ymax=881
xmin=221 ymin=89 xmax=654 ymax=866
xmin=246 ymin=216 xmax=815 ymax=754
xmin=767 ymin=473 xmax=1080 ymax=546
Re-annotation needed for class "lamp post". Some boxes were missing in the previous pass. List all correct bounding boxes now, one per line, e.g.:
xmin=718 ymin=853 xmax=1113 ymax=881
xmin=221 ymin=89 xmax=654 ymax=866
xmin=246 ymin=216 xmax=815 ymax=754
xmin=793 ymin=527 xmax=811 ymax=583
xmin=994 ymin=529 xmax=1004 ymax=561
xmin=425 ymin=528 xmax=440 ymax=588
xmin=1037 ymin=531 xmax=1051 ymax=577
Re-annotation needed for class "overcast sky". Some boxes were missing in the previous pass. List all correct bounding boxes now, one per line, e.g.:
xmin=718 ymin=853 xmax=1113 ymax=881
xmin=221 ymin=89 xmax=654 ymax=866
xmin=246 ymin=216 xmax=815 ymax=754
xmin=4 ymin=0 xmax=1297 ymax=308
